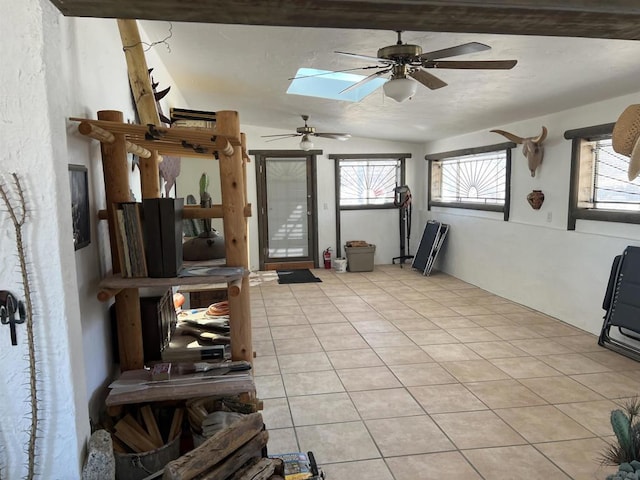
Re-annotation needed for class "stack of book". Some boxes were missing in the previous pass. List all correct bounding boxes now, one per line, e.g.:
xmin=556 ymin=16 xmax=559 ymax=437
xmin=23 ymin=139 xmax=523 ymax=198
xmin=170 ymin=107 xmax=216 ymax=129
xmin=114 ymin=202 xmax=147 ymax=277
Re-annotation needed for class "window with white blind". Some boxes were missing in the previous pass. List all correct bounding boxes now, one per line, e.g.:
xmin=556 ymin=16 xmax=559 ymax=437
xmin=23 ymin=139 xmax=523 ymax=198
xmin=566 ymin=123 xmax=640 ymax=229
xmin=426 ymin=143 xmax=514 ymax=220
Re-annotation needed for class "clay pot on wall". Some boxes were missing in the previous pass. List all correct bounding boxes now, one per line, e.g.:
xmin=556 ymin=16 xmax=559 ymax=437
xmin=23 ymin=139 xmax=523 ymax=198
xmin=527 ymin=190 xmax=545 ymax=210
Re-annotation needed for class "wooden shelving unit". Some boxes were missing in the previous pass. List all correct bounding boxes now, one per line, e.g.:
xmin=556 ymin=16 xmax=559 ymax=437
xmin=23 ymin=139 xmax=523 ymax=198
xmin=75 ymin=109 xmax=253 ymax=371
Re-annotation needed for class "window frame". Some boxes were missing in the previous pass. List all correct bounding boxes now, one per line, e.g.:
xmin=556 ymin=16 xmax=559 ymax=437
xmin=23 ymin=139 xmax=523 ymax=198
xmin=565 ymin=122 xmax=640 ymax=230
xmin=425 ymin=142 xmax=515 ymax=221
xmin=329 ymin=153 xmax=410 ymax=211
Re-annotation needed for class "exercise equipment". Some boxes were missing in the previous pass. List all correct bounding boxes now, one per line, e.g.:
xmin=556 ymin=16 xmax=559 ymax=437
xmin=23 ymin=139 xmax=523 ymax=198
xmin=411 ymin=220 xmax=449 ymax=276
xmin=599 ymin=245 xmax=640 ymax=361
xmin=392 ymin=185 xmax=414 ymax=266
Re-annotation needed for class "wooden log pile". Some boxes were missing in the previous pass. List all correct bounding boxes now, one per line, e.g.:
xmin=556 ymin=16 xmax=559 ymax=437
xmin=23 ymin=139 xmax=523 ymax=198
xmin=162 ymin=412 xmax=284 ymax=480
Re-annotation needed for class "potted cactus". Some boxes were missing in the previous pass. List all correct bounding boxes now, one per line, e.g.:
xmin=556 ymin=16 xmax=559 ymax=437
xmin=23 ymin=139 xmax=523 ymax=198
xmin=602 ymin=398 xmax=640 ymax=479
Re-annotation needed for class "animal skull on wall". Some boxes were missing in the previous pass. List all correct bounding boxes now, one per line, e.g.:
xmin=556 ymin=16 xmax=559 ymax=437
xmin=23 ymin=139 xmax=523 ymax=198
xmin=491 ymin=126 xmax=548 ymax=177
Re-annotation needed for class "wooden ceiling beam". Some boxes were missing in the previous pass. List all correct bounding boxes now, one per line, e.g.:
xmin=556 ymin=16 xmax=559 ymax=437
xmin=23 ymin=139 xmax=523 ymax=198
xmin=48 ymin=1 xmax=640 ymax=40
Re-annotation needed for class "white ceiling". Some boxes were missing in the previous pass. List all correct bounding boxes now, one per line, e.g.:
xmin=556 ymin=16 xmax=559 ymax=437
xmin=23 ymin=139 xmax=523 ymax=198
xmin=140 ymin=21 xmax=640 ymax=143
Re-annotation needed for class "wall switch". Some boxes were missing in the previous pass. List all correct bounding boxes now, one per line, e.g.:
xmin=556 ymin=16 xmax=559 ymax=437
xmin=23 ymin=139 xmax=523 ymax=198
xmin=546 ymin=212 xmax=552 ymax=222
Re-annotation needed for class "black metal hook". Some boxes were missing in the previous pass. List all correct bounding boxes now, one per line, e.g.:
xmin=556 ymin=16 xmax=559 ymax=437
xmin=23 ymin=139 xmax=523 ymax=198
xmin=0 ymin=290 xmax=25 ymax=346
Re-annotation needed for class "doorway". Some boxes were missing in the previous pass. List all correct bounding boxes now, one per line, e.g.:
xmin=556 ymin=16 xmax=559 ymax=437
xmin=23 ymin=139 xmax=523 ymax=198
xmin=252 ymin=150 xmax=319 ymax=271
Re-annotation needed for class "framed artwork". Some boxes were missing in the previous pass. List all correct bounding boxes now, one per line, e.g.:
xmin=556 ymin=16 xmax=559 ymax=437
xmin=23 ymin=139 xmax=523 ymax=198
xmin=68 ymin=164 xmax=90 ymax=250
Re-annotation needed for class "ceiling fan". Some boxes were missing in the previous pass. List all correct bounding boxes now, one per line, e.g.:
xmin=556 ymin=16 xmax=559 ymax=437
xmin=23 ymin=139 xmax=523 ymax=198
xmin=334 ymin=31 xmax=518 ymax=102
xmin=261 ymin=115 xmax=351 ymax=151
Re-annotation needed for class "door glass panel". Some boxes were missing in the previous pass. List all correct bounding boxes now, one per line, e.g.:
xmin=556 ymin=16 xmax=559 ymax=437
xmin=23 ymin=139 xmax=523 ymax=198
xmin=266 ymin=158 xmax=309 ymax=258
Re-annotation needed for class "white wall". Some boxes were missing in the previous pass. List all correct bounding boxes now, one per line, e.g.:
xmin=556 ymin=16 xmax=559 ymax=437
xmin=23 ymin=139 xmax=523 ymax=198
xmin=425 ymin=92 xmax=640 ymax=335
xmin=176 ymin=124 xmax=424 ymax=271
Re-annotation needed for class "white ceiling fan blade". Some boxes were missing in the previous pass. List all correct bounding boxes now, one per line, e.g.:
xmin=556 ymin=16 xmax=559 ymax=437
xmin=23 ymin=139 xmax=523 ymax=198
xmin=314 ymin=133 xmax=352 ymax=141
xmin=335 ymin=51 xmax=396 ymax=65
xmin=409 ymin=69 xmax=448 ymax=90
xmin=340 ymin=69 xmax=390 ymax=94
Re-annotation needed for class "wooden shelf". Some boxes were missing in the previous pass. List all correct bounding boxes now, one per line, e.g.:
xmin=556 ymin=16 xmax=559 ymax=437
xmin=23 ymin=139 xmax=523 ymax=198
xmin=98 ymin=266 xmax=246 ymax=291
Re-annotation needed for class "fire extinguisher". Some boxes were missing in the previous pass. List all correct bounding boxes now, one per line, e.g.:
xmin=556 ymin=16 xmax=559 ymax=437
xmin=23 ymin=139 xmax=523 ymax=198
xmin=323 ymin=247 xmax=332 ymax=269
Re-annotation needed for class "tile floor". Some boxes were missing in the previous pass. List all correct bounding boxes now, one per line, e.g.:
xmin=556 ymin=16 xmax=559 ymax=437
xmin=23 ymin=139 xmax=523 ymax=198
xmin=249 ymin=265 xmax=640 ymax=480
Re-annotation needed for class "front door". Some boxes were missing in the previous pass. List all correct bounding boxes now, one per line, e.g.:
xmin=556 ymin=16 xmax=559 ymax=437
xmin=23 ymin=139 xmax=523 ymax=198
xmin=254 ymin=151 xmax=319 ymax=270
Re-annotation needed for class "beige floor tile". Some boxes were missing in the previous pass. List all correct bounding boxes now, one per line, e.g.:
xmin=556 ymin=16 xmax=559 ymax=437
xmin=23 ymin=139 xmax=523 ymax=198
xmin=432 ymin=410 xmax=526 ymax=449
xmin=442 ymin=359 xmax=512 ymax=382
xmin=570 ymin=372 xmax=640 ymax=399
xmin=288 ymin=392 xmax=360 ymax=426
xmin=267 ymin=305 xmax=304 ymax=317
xmin=487 ymin=325 xmax=544 ymax=340
xmin=462 ymin=445 xmax=571 ymax=479
xmin=386 ymin=452 xmax=482 ymax=480
xmin=465 ymin=314 xmax=513 ymax=327
xmin=386 ymin=317 xmax=439 ymax=331
xmin=311 ymin=323 xmax=358 ymax=337
xmin=282 ymin=370 xmax=345 ymax=396
xmin=252 ymin=355 xmax=280 ymax=376
xmin=428 ymin=316 xmax=479 ymax=329
xmin=366 ymin=415 xmax=454 ymax=456
xmin=464 ymin=379 xmax=547 ymax=409
xmin=582 ymin=350 xmax=640 ymax=371
xmin=277 ymin=352 xmax=333 ymax=373
xmin=350 ymin=388 xmax=425 ymax=419
xmin=445 ymin=327 xmax=502 ymax=343
xmin=555 ymin=400 xmax=621 ymax=436
xmin=337 ymin=366 xmax=402 ymax=391
xmin=538 ymin=353 xmax=612 ymax=375
xmin=267 ymin=315 xmax=310 ymax=327
xmin=390 ymin=363 xmax=457 ymax=386
xmin=553 ymin=334 xmax=604 ymax=353
xmin=421 ymin=343 xmax=482 ymax=362
xmin=495 ymin=405 xmax=595 ymax=442
xmin=351 ymin=320 xmax=399 ymax=333
xmin=466 ymin=341 xmax=528 ymax=359
xmin=490 ymin=356 xmax=561 ymax=378
xmin=405 ymin=329 xmax=459 ymax=345
xmin=509 ymin=338 xmax=575 ymax=356
xmin=343 ymin=311 xmax=386 ymax=322
xmin=264 ymin=297 xmax=300 ymax=307
xmin=527 ymin=322 xmax=583 ymax=337
xmin=534 ymin=438 xmax=618 ymax=480
xmin=419 ymin=306 xmax=460 ymax=317
xmin=409 ymin=383 xmax=487 ymax=413
xmin=520 ymin=376 xmax=604 ymax=403
xmin=318 ymin=334 xmax=370 ymax=351
xmin=252 ymin=327 xmax=273 ymax=341
xmin=269 ymin=325 xmax=315 ymax=340
xmin=326 ymin=348 xmax=384 ymax=369
xmin=255 ymin=374 xmax=285 ymax=399
xmin=381 ymin=309 xmax=427 ymax=321
xmin=296 ymin=421 xmax=380 ymax=463
xmin=267 ymin=428 xmax=299 ymax=454
xmin=486 ymin=303 xmax=532 ymax=314
xmin=304 ymin=311 xmax=349 ymax=324
xmin=274 ymin=337 xmax=323 ymax=355
xmin=262 ymin=397 xmax=293 ymax=429
xmin=252 ymin=316 xmax=269 ymax=328
xmin=450 ymin=305 xmax=495 ymax=316
xmin=361 ymin=332 xmax=415 ymax=347
xmin=320 ymin=459 xmax=394 ymax=480
xmin=301 ymin=304 xmax=340 ymax=316
xmin=373 ymin=346 xmax=434 ymax=365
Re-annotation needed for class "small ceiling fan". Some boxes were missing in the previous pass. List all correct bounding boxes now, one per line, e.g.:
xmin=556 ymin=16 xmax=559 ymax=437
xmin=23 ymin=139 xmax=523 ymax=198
xmin=261 ymin=115 xmax=351 ymax=151
xmin=332 ymin=31 xmax=518 ymax=102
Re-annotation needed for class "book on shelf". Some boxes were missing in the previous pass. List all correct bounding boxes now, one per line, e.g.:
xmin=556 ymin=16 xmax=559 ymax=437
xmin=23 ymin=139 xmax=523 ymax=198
xmin=113 ymin=202 xmax=147 ymax=278
xmin=142 ymin=197 xmax=184 ymax=278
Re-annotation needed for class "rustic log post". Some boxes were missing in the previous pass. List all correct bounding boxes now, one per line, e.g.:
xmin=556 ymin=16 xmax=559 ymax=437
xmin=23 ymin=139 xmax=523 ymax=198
xmin=217 ymin=111 xmax=252 ymax=364
xmin=98 ymin=110 xmax=144 ymax=371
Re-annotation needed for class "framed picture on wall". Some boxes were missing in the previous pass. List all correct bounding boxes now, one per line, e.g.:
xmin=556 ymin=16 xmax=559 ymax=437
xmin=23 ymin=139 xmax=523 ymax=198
xmin=68 ymin=164 xmax=90 ymax=250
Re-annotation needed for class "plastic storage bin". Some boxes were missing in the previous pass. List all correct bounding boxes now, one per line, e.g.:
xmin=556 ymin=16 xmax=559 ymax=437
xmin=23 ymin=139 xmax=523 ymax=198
xmin=344 ymin=244 xmax=376 ymax=272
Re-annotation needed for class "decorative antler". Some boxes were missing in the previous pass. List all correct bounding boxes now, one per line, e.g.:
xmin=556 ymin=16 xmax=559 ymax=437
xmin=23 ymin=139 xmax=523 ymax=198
xmin=491 ymin=126 xmax=548 ymax=177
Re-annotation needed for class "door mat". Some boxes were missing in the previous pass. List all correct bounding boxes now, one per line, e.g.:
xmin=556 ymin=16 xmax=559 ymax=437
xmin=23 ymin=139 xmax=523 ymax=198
xmin=276 ymin=269 xmax=322 ymax=284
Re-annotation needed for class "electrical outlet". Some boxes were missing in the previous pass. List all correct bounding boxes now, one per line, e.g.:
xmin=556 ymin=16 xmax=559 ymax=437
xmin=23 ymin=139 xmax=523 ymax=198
xmin=547 ymin=212 xmax=553 ymax=222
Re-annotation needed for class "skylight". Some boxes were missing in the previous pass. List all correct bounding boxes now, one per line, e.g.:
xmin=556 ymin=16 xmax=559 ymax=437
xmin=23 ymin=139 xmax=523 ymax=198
xmin=287 ymin=68 xmax=386 ymax=102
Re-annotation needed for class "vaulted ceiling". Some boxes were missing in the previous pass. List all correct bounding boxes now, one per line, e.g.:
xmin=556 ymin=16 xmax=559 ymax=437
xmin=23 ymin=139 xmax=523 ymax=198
xmin=50 ymin=1 xmax=640 ymax=143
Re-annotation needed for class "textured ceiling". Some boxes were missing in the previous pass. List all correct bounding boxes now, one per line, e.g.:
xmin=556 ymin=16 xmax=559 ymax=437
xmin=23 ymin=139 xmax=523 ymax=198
xmin=140 ymin=21 xmax=640 ymax=143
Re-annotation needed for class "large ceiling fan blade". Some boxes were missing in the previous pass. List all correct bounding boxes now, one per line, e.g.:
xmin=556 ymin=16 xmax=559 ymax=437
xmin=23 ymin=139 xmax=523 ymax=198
xmin=340 ymin=68 xmax=391 ymax=94
xmin=335 ymin=51 xmax=395 ymax=65
xmin=314 ymin=133 xmax=352 ymax=141
xmin=409 ymin=69 xmax=448 ymax=90
xmin=288 ymin=65 xmax=384 ymax=81
xmin=261 ymin=133 xmax=301 ymax=140
xmin=425 ymin=59 xmax=518 ymax=70
xmin=420 ymin=42 xmax=491 ymax=61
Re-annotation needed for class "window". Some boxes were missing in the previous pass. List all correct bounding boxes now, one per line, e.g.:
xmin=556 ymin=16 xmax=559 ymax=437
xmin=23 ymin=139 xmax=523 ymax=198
xmin=329 ymin=154 xmax=409 ymax=209
xmin=566 ymin=123 xmax=640 ymax=229
xmin=426 ymin=142 xmax=514 ymax=220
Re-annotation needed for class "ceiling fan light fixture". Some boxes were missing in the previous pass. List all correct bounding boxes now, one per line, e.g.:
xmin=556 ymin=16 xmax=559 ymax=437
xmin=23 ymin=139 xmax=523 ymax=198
xmin=383 ymin=77 xmax=418 ymax=102
xmin=299 ymin=134 xmax=314 ymax=151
